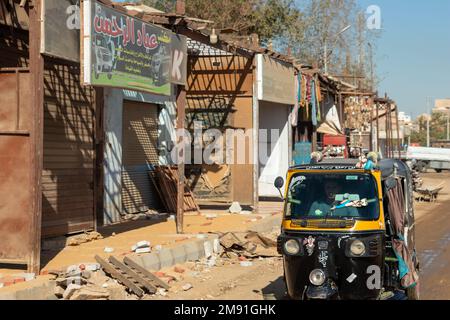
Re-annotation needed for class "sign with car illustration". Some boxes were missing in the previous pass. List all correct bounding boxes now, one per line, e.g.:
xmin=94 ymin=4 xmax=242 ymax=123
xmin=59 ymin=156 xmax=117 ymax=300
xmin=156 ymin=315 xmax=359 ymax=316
xmin=82 ymin=0 xmax=172 ymax=95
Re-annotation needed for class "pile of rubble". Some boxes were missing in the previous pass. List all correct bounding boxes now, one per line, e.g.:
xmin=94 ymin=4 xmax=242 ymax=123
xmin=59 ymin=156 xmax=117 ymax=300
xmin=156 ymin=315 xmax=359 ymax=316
xmin=52 ymin=263 xmax=126 ymax=300
xmin=50 ymin=228 xmax=280 ymax=300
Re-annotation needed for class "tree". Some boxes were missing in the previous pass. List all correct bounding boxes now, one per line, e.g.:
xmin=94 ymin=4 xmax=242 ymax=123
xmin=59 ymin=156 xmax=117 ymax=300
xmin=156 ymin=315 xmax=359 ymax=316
xmin=139 ymin=0 xmax=380 ymax=88
xmin=410 ymin=112 xmax=448 ymax=146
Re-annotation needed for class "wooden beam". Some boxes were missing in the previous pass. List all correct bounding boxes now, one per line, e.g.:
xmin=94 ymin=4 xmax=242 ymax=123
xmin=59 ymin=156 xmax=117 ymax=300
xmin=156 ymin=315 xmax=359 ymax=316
xmin=176 ymin=85 xmax=186 ymax=234
xmin=370 ymin=97 xmax=374 ymax=151
xmin=395 ymin=104 xmax=401 ymax=159
xmin=376 ymin=102 xmax=380 ymax=154
xmin=95 ymin=255 xmax=144 ymax=297
xmin=178 ymin=27 xmax=254 ymax=60
xmin=108 ymin=256 xmax=157 ymax=294
xmin=123 ymin=256 xmax=170 ymax=290
xmin=28 ymin=0 xmax=44 ymax=274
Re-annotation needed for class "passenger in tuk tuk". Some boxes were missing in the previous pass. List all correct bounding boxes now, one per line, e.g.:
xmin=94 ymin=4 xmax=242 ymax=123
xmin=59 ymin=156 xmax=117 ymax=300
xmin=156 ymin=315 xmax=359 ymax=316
xmin=308 ymin=180 xmax=359 ymax=218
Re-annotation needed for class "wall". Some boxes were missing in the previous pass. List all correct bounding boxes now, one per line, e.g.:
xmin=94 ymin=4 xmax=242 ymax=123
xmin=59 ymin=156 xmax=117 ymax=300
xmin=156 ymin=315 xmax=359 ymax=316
xmin=186 ymin=54 xmax=254 ymax=205
xmin=258 ymin=101 xmax=291 ymax=197
xmin=103 ymin=88 xmax=123 ymax=225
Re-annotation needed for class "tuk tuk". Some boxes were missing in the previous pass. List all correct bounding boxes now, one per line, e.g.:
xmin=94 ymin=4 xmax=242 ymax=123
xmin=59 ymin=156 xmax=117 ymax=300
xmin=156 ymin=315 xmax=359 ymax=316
xmin=275 ymin=158 xmax=420 ymax=300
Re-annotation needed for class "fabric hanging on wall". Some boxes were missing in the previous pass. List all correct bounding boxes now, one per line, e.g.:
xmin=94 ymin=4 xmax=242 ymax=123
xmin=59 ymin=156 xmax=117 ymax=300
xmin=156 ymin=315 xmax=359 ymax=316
xmin=306 ymin=76 xmax=311 ymax=103
xmin=316 ymin=79 xmax=323 ymax=102
xmin=315 ymin=78 xmax=322 ymax=122
xmin=300 ymin=75 xmax=307 ymax=107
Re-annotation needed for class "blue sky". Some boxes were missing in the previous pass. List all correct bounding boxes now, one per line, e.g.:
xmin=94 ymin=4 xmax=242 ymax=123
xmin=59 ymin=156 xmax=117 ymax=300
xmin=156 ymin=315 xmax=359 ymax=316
xmin=358 ymin=0 xmax=450 ymax=118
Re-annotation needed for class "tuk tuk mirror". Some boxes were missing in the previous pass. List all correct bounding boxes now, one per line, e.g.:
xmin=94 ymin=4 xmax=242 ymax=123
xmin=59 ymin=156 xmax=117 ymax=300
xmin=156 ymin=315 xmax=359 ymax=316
xmin=274 ymin=177 xmax=285 ymax=199
xmin=274 ymin=177 xmax=284 ymax=189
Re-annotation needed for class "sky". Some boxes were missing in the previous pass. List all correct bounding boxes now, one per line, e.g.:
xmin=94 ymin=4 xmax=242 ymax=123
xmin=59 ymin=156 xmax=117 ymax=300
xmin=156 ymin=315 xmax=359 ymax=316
xmin=358 ymin=0 xmax=450 ymax=118
xmin=117 ymin=0 xmax=450 ymax=119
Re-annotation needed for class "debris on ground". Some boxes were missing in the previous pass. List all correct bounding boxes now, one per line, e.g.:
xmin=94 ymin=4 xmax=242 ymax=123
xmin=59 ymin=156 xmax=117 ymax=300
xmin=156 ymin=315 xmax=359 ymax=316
xmin=149 ymin=166 xmax=200 ymax=214
xmin=104 ymin=247 xmax=114 ymax=253
xmin=182 ymin=283 xmax=193 ymax=291
xmin=218 ymin=231 xmax=280 ymax=259
xmin=67 ymin=231 xmax=103 ymax=246
xmin=229 ymin=202 xmax=242 ymax=214
xmin=240 ymin=261 xmax=253 ymax=267
xmin=174 ymin=266 xmax=185 ymax=274
xmin=131 ymin=240 xmax=151 ymax=253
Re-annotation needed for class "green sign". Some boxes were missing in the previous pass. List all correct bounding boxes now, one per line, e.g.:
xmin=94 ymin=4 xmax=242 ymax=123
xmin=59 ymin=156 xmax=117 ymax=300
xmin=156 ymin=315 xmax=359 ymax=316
xmin=83 ymin=0 xmax=172 ymax=95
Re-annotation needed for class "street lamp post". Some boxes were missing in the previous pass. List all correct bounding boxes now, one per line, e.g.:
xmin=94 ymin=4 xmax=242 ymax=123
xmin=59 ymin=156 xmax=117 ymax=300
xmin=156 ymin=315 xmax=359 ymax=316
xmin=323 ymin=25 xmax=351 ymax=74
xmin=426 ymin=97 xmax=431 ymax=148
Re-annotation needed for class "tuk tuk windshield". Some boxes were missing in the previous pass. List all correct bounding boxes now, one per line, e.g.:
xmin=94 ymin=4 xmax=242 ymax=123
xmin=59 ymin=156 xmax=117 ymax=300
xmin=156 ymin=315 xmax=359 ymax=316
xmin=285 ymin=172 xmax=379 ymax=220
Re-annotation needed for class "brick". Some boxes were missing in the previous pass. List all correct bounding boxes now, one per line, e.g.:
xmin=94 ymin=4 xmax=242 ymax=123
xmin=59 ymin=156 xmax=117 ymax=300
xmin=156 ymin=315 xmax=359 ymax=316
xmin=154 ymin=271 xmax=166 ymax=277
xmin=171 ymin=245 xmax=187 ymax=264
xmin=157 ymin=249 xmax=174 ymax=268
xmin=174 ymin=266 xmax=185 ymax=274
xmin=0 ymin=276 xmax=15 ymax=287
xmin=183 ymin=242 xmax=201 ymax=261
xmin=70 ymin=286 xmax=109 ymax=300
xmin=141 ymin=253 xmax=161 ymax=271
xmin=63 ymin=284 xmax=82 ymax=300
xmin=14 ymin=277 xmax=26 ymax=284
xmin=213 ymin=238 xmax=222 ymax=253
xmin=13 ymin=273 xmax=35 ymax=282
xmin=194 ymin=240 xmax=206 ymax=259
xmin=204 ymin=240 xmax=213 ymax=258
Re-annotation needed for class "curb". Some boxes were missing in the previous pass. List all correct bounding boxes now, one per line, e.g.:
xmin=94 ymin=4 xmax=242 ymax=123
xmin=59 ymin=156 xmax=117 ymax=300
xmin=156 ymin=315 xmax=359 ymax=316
xmin=129 ymin=234 xmax=221 ymax=271
xmin=130 ymin=214 xmax=282 ymax=272
xmin=0 ymin=277 xmax=57 ymax=300
xmin=248 ymin=213 xmax=282 ymax=233
xmin=0 ymin=214 xmax=282 ymax=299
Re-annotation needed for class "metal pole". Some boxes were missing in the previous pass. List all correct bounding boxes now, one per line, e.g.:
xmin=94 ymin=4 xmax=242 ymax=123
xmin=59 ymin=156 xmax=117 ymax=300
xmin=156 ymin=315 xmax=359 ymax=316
xmin=447 ymin=111 xmax=449 ymax=141
xmin=427 ymin=98 xmax=430 ymax=148
xmin=394 ymin=104 xmax=401 ymax=158
xmin=376 ymin=101 xmax=380 ymax=154
xmin=370 ymin=96 xmax=374 ymax=151
xmin=252 ymin=62 xmax=259 ymax=212
xmin=176 ymin=85 xmax=186 ymax=234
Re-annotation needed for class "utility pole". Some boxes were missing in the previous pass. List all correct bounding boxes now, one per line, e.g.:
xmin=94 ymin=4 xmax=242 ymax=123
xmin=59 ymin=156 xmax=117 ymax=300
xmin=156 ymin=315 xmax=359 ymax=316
xmin=426 ymin=97 xmax=431 ymax=148
xmin=447 ymin=110 xmax=450 ymax=141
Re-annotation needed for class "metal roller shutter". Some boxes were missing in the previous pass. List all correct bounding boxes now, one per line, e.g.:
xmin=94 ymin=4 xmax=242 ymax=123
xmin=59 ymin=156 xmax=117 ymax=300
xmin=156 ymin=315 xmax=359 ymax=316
xmin=41 ymin=58 xmax=95 ymax=237
xmin=122 ymin=100 xmax=160 ymax=214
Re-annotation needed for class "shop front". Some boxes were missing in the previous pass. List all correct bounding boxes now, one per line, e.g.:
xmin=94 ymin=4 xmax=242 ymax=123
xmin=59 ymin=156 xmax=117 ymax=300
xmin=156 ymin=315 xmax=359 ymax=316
xmin=255 ymin=54 xmax=295 ymax=198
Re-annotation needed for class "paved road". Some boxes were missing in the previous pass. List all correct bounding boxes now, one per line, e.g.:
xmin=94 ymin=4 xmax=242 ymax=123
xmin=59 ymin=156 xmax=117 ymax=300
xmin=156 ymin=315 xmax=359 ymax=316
xmin=416 ymin=194 xmax=450 ymax=299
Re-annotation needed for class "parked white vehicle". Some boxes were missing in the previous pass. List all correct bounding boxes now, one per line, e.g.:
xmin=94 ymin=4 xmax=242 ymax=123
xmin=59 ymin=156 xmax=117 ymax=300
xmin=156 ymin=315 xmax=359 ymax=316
xmin=406 ymin=146 xmax=450 ymax=172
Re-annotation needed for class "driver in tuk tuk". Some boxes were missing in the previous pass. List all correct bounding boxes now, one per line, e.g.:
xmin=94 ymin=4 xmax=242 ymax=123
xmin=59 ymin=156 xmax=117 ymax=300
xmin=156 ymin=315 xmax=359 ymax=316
xmin=308 ymin=180 xmax=359 ymax=217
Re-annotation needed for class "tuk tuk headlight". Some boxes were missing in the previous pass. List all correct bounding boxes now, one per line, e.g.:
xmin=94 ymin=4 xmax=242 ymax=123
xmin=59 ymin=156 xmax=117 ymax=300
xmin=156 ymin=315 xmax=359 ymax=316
xmin=350 ymin=239 xmax=366 ymax=256
xmin=284 ymin=239 xmax=300 ymax=255
xmin=309 ymin=269 xmax=326 ymax=286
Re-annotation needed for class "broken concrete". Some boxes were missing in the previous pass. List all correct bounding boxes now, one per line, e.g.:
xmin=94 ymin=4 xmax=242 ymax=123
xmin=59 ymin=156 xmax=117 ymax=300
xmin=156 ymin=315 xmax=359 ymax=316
xmin=69 ymin=285 xmax=110 ymax=300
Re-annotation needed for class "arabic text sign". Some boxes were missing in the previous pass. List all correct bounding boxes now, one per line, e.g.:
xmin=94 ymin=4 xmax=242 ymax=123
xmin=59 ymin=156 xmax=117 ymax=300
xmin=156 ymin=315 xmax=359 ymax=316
xmin=82 ymin=0 xmax=172 ymax=95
